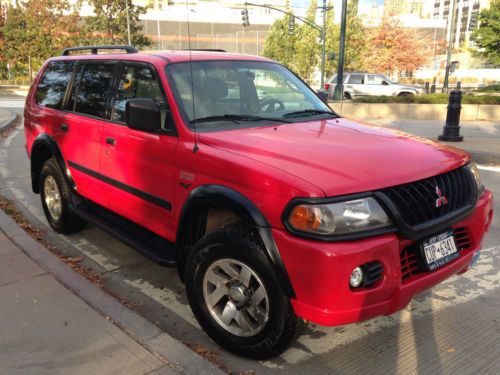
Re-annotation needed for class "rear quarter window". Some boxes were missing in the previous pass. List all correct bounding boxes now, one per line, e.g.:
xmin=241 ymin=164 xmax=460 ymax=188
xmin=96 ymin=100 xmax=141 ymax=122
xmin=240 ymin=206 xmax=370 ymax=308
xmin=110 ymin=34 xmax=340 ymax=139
xmin=35 ymin=61 xmax=75 ymax=109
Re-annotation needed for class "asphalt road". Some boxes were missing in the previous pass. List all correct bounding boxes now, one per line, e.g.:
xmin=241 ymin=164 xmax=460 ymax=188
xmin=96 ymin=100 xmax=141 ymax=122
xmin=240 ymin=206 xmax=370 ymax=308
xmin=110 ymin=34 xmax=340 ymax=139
xmin=1 ymin=97 xmax=500 ymax=374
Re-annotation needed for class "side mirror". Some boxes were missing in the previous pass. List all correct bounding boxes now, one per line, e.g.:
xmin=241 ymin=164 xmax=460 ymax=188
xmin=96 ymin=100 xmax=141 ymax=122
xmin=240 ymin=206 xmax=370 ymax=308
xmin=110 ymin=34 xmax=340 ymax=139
xmin=317 ymin=90 xmax=329 ymax=104
xmin=382 ymin=81 xmax=389 ymax=86
xmin=126 ymin=98 xmax=161 ymax=132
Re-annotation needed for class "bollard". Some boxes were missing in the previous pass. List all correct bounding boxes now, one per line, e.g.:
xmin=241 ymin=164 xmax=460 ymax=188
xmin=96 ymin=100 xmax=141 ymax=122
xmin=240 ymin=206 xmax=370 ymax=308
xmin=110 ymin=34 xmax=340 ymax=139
xmin=456 ymin=81 xmax=461 ymax=90
xmin=430 ymin=83 xmax=436 ymax=93
xmin=425 ymin=82 xmax=430 ymax=94
xmin=438 ymin=90 xmax=463 ymax=142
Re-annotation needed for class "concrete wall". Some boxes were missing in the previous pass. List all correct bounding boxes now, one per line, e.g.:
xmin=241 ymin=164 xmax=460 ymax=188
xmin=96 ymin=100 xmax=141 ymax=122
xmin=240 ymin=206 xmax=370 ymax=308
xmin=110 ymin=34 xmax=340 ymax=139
xmin=329 ymin=103 xmax=500 ymax=122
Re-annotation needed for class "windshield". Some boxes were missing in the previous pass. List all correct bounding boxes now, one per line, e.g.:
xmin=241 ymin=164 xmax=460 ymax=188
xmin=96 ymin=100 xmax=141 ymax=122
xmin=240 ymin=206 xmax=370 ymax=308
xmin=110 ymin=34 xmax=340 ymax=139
xmin=166 ymin=60 xmax=335 ymax=131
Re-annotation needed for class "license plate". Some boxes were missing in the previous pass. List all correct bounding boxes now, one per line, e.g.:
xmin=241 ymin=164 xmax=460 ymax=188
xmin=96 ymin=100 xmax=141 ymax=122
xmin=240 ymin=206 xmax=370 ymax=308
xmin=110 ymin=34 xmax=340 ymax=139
xmin=421 ymin=230 xmax=459 ymax=271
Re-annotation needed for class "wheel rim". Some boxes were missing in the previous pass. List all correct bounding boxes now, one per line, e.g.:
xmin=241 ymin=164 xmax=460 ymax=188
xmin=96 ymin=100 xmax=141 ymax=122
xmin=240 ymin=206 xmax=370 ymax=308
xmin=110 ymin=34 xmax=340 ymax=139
xmin=44 ymin=176 xmax=62 ymax=220
xmin=202 ymin=258 xmax=270 ymax=337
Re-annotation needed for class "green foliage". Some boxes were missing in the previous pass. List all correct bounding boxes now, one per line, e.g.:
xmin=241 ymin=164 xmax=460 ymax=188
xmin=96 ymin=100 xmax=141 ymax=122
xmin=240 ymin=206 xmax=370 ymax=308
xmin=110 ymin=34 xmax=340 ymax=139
xmin=292 ymin=1 xmax=320 ymax=79
xmin=262 ymin=14 xmax=298 ymax=70
xmin=477 ymin=84 xmax=500 ymax=92
xmin=472 ymin=0 xmax=500 ymax=66
xmin=325 ymin=0 xmax=367 ymax=76
xmin=1 ymin=0 xmax=82 ymax=76
xmin=81 ymin=0 xmax=152 ymax=47
xmin=352 ymin=94 xmax=500 ymax=104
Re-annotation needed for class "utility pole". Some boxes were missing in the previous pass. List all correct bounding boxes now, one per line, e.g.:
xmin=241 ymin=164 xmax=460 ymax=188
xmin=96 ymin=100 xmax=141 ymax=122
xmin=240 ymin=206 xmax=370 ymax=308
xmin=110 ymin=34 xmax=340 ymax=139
xmin=320 ymin=0 xmax=326 ymax=89
xmin=125 ymin=0 xmax=131 ymax=45
xmin=442 ymin=0 xmax=457 ymax=93
xmin=333 ymin=0 xmax=348 ymax=100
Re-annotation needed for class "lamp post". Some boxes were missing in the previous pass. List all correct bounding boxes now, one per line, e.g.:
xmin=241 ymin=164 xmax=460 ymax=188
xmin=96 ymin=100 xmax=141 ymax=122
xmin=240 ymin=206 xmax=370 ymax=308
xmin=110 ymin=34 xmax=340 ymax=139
xmin=125 ymin=0 xmax=131 ymax=45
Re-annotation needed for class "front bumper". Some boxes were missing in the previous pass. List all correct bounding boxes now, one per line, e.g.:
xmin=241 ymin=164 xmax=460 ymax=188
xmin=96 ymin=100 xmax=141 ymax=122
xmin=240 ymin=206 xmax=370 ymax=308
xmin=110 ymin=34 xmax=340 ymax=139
xmin=275 ymin=189 xmax=493 ymax=326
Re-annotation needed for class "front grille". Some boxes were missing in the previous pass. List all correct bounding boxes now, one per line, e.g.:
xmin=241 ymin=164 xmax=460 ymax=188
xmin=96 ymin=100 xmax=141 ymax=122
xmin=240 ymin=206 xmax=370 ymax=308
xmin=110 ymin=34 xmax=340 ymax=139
xmin=382 ymin=167 xmax=475 ymax=227
xmin=400 ymin=227 xmax=472 ymax=282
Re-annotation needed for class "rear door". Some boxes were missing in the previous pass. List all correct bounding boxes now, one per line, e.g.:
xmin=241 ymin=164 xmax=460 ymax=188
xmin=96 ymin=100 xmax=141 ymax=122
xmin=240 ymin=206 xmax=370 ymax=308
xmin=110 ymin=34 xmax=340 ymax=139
xmin=99 ymin=62 xmax=178 ymax=240
xmin=345 ymin=73 xmax=366 ymax=96
xmin=61 ymin=61 xmax=117 ymax=207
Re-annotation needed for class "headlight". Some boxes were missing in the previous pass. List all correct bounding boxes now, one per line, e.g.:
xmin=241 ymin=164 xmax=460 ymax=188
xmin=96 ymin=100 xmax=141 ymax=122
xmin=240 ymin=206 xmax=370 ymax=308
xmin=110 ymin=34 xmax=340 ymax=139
xmin=466 ymin=162 xmax=482 ymax=192
xmin=287 ymin=197 xmax=392 ymax=236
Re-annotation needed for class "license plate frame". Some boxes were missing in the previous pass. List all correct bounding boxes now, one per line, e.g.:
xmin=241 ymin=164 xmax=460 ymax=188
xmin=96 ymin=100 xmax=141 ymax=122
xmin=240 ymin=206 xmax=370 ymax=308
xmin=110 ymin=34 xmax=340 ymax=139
xmin=420 ymin=230 xmax=460 ymax=271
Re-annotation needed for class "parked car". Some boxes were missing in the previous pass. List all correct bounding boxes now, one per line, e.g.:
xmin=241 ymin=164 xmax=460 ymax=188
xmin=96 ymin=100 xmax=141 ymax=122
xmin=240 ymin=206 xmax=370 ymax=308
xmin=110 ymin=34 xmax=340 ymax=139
xmin=24 ymin=46 xmax=493 ymax=359
xmin=325 ymin=72 xmax=424 ymax=99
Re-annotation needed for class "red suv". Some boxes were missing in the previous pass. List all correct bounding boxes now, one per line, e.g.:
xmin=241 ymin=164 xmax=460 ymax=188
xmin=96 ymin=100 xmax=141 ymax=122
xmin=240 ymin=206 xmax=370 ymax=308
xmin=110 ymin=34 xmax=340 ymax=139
xmin=24 ymin=46 xmax=494 ymax=359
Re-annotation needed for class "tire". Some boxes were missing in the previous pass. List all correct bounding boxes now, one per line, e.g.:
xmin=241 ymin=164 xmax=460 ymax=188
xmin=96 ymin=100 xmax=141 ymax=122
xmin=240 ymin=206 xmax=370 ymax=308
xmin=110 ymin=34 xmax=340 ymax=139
xmin=398 ymin=92 xmax=414 ymax=96
xmin=39 ymin=157 xmax=86 ymax=234
xmin=185 ymin=225 xmax=299 ymax=359
xmin=344 ymin=92 xmax=352 ymax=100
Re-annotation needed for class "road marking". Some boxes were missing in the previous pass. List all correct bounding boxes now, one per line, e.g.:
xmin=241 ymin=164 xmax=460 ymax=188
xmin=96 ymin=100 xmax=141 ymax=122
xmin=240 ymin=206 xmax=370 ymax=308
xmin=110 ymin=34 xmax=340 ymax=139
xmin=0 ymin=99 xmax=26 ymax=108
xmin=478 ymin=165 xmax=500 ymax=173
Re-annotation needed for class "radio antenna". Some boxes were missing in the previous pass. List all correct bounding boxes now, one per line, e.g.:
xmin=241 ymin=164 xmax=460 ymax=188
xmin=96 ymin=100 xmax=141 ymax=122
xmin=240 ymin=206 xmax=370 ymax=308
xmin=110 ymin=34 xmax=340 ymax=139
xmin=185 ymin=1 xmax=198 ymax=153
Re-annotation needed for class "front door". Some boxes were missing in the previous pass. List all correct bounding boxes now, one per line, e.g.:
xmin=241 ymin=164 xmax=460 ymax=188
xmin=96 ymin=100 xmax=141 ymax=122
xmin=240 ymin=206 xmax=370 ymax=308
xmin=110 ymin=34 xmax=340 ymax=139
xmin=99 ymin=63 xmax=178 ymax=241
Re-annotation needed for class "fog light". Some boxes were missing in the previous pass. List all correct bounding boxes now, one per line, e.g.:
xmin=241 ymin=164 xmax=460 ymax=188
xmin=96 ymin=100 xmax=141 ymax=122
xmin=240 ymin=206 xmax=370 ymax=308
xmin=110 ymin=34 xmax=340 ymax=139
xmin=350 ymin=267 xmax=364 ymax=288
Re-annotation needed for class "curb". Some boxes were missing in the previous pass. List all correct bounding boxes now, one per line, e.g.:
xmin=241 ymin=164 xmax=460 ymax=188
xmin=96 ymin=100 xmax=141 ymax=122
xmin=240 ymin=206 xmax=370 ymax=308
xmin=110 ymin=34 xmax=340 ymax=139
xmin=0 ymin=111 xmax=18 ymax=132
xmin=0 ymin=210 xmax=226 ymax=375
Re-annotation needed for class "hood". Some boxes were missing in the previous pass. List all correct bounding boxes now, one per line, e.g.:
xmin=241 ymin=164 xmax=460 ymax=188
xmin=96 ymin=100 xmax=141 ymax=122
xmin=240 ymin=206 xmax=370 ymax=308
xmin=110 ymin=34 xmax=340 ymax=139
xmin=199 ymin=118 xmax=469 ymax=197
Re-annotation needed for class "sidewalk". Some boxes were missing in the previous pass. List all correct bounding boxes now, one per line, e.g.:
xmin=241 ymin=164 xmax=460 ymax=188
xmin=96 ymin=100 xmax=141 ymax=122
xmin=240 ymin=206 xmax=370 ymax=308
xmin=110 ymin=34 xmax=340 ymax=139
xmin=0 ymin=107 xmax=17 ymax=131
xmin=0 ymin=209 xmax=225 ymax=375
xmin=363 ymin=119 xmax=500 ymax=164
xmin=0 ymin=211 xmax=178 ymax=375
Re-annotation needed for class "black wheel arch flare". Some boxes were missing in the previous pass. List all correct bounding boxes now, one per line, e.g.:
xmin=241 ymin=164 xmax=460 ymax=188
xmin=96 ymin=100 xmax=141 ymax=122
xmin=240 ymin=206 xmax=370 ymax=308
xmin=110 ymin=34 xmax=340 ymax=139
xmin=175 ymin=184 xmax=296 ymax=298
xmin=30 ymin=134 xmax=74 ymax=194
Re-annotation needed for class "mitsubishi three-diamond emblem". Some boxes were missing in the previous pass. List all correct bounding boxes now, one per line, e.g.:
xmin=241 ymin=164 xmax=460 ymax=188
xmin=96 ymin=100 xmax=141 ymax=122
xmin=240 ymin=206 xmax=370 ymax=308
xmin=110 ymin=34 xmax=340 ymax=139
xmin=435 ymin=186 xmax=449 ymax=207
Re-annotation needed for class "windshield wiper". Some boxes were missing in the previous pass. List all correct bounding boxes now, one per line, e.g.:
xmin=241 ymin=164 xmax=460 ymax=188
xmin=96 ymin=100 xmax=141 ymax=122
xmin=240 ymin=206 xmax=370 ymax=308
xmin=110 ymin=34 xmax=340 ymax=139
xmin=191 ymin=114 xmax=291 ymax=124
xmin=283 ymin=109 xmax=338 ymax=118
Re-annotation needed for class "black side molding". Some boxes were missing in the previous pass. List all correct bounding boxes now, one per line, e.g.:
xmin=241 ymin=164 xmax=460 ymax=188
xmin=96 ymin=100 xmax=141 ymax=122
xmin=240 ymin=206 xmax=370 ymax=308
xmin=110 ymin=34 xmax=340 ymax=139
xmin=68 ymin=161 xmax=172 ymax=211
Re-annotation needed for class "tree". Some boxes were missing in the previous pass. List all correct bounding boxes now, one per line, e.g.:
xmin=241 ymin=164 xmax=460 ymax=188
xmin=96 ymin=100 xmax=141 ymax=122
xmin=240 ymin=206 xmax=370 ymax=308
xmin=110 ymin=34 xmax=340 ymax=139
xmin=81 ymin=0 xmax=152 ymax=48
xmin=1 ymin=0 xmax=82 ymax=78
xmin=292 ymin=1 xmax=321 ymax=80
xmin=325 ymin=0 xmax=367 ymax=76
xmin=262 ymin=13 xmax=298 ymax=70
xmin=472 ymin=0 xmax=500 ymax=66
xmin=363 ymin=18 xmax=427 ymax=76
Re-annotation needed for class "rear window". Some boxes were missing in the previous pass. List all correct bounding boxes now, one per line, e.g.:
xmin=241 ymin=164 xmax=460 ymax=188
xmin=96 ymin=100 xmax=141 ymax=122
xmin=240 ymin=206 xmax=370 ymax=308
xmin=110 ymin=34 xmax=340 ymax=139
xmin=35 ymin=61 xmax=74 ymax=109
xmin=73 ymin=64 xmax=115 ymax=118
xmin=347 ymin=74 xmax=364 ymax=84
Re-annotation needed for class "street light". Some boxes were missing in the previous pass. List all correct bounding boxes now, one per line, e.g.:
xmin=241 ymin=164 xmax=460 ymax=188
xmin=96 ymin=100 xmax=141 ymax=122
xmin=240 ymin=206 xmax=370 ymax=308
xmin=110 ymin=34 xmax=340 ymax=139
xmin=125 ymin=0 xmax=131 ymax=45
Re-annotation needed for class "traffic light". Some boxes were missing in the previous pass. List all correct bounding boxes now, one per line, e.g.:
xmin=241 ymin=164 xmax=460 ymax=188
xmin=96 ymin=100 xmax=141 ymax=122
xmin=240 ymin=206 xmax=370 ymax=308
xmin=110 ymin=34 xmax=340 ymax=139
xmin=241 ymin=8 xmax=249 ymax=27
xmin=288 ymin=16 xmax=295 ymax=35
xmin=469 ymin=14 xmax=478 ymax=31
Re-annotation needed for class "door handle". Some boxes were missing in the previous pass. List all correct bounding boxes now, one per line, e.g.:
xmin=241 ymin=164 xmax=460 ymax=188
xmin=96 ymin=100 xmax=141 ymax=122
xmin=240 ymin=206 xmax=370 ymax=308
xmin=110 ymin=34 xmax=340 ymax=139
xmin=60 ymin=124 xmax=69 ymax=132
xmin=106 ymin=137 xmax=117 ymax=146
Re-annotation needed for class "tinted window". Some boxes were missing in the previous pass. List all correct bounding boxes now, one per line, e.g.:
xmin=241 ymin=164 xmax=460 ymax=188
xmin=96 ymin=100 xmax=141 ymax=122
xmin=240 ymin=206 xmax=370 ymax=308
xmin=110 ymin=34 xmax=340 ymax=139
xmin=367 ymin=75 xmax=384 ymax=84
xmin=347 ymin=74 xmax=364 ymax=84
xmin=74 ymin=64 xmax=115 ymax=118
xmin=112 ymin=65 xmax=170 ymax=128
xmin=35 ymin=61 xmax=74 ymax=109
xmin=329 ymin=75 xmax=346 ymax=84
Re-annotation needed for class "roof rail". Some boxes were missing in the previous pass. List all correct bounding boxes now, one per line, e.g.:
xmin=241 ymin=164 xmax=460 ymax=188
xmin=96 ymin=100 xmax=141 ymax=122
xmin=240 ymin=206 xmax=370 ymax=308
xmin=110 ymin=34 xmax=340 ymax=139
xmin=61 ymin=45 xmax=139 ymax=56
xmin=179 ymin=49 xmax=227 ymax=53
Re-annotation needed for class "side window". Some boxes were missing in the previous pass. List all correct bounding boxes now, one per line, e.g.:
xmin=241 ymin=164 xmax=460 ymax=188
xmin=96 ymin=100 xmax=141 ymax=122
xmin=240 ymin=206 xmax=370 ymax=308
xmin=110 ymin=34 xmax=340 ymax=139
xmin=367 ymin=75 xmax=384 ymax=85
xmin=112 ymin=65 xmax=170 ymax=129
xmin=35 ymin=61 xmax=74 ymax=109
xmin=73 ymin=64 xmax=115 ymax=118
xmin=347 ymin=74 xmax=364 ymax=84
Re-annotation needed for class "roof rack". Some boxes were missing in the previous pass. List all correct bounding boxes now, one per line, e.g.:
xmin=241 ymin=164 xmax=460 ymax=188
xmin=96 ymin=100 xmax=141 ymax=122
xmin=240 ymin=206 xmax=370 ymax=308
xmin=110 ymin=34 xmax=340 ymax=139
xmin=179 ymin=49 xmax=227 ymax=53
xmin=61 ymin=45 xmax=139 ymax=56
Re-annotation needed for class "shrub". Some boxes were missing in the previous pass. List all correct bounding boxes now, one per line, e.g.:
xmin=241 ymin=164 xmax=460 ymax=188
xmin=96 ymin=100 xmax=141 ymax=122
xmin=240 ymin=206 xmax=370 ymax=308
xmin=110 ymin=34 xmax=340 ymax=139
xmin=351 ymin=93 xmax=500 ymax=104
xmin=477 ymin=84 xmax=500 ymax=92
